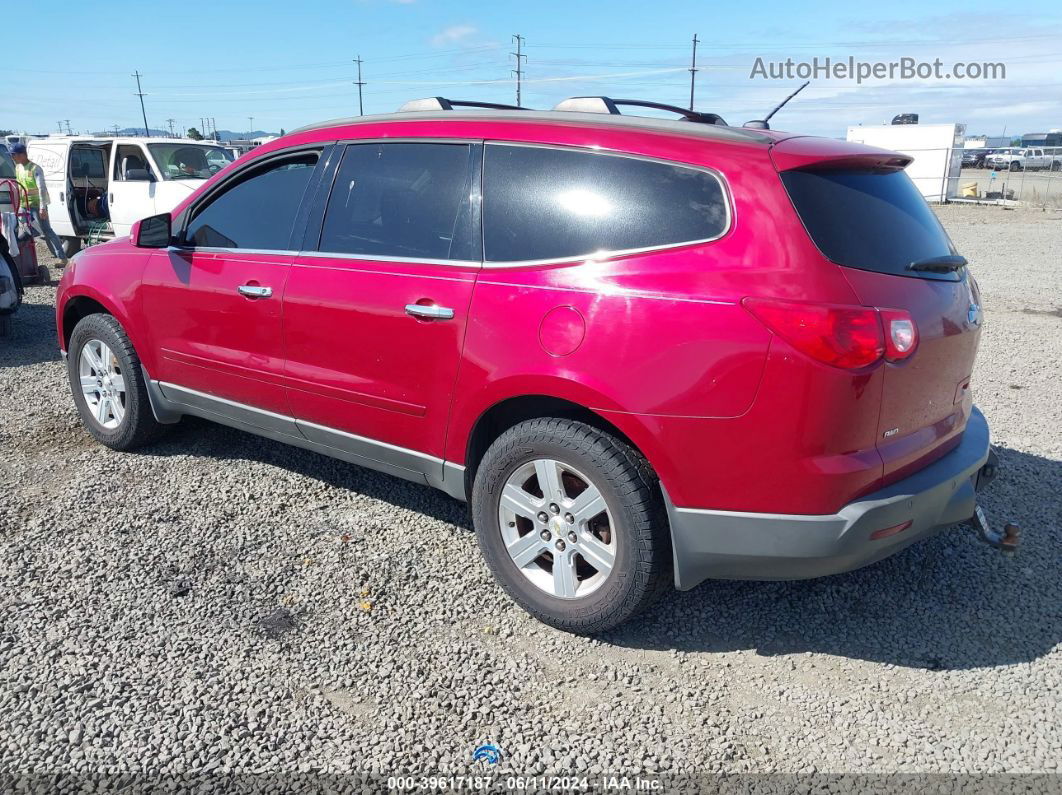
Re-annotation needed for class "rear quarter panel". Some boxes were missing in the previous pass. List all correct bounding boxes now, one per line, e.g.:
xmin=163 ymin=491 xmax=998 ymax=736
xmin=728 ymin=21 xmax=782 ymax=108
xmin=443 ymin=132 xmax=866 ymax=511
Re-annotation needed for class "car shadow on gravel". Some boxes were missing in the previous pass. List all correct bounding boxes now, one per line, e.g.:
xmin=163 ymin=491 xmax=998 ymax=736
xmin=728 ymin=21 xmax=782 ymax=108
xmin=141 ymin=416 xmax=473 ymax=530
xmin=136 ymin=419 xmax=1060 ymax=671
xmin=605 ymin=446 xmax=1062 ymax=672
xmin=0 ymin=301 xmax=63 ymax=369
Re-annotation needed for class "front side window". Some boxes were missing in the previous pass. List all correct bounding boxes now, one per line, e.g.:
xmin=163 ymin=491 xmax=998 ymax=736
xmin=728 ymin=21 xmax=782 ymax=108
xmin=148 ymin=143 xmax=234 ymax=180
xmin=483 ymin=144 xmax=729 ymax=263
xmin=184 ymin=152 xmax=319 ymax=250
xmin=114 ymin=144 xmax=151 ymax=180
xmin=318 ymin=142 xmax=473 ymax=261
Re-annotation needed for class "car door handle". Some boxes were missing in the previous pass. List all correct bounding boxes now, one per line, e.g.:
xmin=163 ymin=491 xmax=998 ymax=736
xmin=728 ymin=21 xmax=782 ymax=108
xmin=405 ymin=303 xmax=454 ymax=320
xmin=238 ymin=285 xmax=273 ymax=298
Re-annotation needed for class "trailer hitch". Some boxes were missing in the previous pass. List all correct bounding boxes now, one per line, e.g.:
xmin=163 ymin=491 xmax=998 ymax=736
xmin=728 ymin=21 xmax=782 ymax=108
xmin=968 ymin=505 xmax=1020 ymax=553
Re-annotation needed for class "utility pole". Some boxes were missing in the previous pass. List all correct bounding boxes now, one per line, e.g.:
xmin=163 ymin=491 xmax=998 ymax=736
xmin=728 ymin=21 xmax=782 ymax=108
xmin=132 ymin=71 xmax=149 ymax=136
xmin=248 ymin=117 xmax=255 ymax=140
xmin=57 ymin=121 xmax=64 ymax=134
xmin=166 ymin=118 xmax=176 ymax=137
xmin=111 ymin=124 xmax=120 ymax=136
xmin=511 ymin=34 xmax=526 ymax=108
xmin=688 ymin=34 xmax=699 ymax=111
xmin=353 ymin=55 xmax=365 ymax=116
xmin=211 ymin=118 xmax=218 ymax=141
xmin=63 ymin=119 xmax=72 ymax=135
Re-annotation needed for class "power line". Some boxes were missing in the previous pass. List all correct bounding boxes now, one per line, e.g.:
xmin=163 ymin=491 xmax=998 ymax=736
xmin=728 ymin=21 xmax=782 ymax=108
xmin=132 ymin=71 xmax=149 ymax=136
xmin=353 ymin=55 xmax=365 ymax=116
xmin=511 ymin=34 xmax=526 ymax=107
xmin=688 ymin=34 xmax=699 ymax=110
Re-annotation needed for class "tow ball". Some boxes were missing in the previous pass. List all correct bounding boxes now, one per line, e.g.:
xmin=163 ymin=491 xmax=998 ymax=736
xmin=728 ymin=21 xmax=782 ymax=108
xmin=968 ymin=505 xmax=1020 ymax=553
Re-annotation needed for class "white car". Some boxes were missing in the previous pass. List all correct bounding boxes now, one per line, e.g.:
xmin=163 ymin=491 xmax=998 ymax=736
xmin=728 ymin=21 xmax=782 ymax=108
xmin=985 ymin=148 xmax=1060 ymax=172
xmin=26 ymin=136 xmax=234 ymax=256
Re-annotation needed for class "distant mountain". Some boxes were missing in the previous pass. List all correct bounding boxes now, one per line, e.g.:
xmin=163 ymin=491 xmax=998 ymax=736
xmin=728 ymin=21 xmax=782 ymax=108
xmin=86 ymin=127 xmax=280 ymax=141
xmin=90 ymin=127 xmax=280 ymax=141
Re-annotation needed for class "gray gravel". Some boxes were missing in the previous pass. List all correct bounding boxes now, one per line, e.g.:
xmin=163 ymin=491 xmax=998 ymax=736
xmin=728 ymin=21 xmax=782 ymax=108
xmin=1 ymin=206 xmax=1059 ymax=787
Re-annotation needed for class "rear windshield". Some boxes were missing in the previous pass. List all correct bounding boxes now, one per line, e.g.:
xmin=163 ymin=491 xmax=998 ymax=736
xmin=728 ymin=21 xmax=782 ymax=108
xmin=780 ymin=169 xmax=957 ymax=278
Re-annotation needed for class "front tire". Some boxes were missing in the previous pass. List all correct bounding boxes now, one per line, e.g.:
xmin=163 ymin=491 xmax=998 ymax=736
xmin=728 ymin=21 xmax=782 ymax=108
xmin=472 ymin=418 xmax=670 ymax=634
xmin=67 ymin=313 xmax=165 ymax=450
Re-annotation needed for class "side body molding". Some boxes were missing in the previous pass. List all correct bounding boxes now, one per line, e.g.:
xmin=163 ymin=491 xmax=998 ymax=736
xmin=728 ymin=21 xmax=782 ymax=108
xmin=142 ymin=374 xmax=467 ymax=501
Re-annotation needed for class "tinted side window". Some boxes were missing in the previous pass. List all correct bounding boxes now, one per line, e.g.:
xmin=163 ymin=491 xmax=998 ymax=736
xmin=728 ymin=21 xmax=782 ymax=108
xmin=319 ymin=143 xmax=473 ymax=260
xmin=483 ymin=145 xmax=728 ymax=263
xmin=185 ymin=152 xmax=319 ymax=249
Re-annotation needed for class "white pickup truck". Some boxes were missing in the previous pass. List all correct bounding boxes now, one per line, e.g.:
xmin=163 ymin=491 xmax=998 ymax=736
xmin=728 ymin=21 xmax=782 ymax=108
xmin=985 ymin=148 xmax=1062 ymax=172
xmin=26 ymin=136 xmax=234 ymax=256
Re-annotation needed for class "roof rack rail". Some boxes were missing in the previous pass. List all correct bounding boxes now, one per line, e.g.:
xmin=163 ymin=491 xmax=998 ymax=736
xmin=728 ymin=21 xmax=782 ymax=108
xmin=553 ymin=97 xmax=727 ymax=126
xmin=397 ymin=97 xmax=528 ymax=112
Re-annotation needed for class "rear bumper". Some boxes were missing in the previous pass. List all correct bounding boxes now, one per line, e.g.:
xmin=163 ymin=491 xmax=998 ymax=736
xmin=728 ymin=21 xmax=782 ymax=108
xmin=667 ymin=406 xmax=991 ymax=589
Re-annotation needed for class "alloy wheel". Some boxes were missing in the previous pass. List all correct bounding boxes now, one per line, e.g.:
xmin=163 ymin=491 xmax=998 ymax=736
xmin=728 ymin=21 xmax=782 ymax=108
xmin=498 ymin=458 xmax=616 ymax=599
xmin=78 ymin=339 xmax=126 ymax=430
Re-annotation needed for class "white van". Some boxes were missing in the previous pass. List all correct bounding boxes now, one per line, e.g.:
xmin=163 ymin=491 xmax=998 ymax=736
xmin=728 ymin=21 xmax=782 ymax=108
xmin=26 ymin=136 xmax=234 ymax=255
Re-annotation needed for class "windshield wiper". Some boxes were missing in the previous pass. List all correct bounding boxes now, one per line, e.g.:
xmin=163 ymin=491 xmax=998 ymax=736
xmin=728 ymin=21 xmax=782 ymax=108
xmin=907 ymin=255 xmax=967 ymax=273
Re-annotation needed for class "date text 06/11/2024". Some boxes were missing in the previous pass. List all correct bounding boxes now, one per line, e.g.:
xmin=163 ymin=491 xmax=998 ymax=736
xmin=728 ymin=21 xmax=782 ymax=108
xmin=386 ymin=775 xmax=664 ymax=791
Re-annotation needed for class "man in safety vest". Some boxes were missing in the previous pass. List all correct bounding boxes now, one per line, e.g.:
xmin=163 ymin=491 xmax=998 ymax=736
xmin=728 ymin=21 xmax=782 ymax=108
xmin=9 ymin=143 xmax=68 ymax=266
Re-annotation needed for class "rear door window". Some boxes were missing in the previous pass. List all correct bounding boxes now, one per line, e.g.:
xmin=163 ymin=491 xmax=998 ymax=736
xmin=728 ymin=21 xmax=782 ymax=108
xmin=780 ymin=168 xmax=958 ymax=278
xmin=483 ymin=144 xmax=729 ymax=263
xmin=318 ymin=142 xmax=474 ymax=261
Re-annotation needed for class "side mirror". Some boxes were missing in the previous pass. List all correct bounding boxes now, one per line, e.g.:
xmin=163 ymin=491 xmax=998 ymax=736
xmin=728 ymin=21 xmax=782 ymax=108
xmin=132 ymin=213 xmax=172 ymax=248
xmin=125 ymin=168 xmax=154 ymax=182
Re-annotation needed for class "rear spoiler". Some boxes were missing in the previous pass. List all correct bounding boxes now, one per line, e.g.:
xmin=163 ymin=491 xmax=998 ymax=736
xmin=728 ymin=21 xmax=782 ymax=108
xmin=770 ymin=136 xmax=913 ymax=173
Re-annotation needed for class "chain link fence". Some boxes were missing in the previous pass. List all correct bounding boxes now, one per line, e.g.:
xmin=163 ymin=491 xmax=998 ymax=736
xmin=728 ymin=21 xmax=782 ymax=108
xmin=894 ymin=145 xmax=1062 ymax=208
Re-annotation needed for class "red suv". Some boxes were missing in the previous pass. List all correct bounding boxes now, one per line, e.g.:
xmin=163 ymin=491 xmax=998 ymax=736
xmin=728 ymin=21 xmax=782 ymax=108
xmin=56 ymin=97 xmax=994 ymax=633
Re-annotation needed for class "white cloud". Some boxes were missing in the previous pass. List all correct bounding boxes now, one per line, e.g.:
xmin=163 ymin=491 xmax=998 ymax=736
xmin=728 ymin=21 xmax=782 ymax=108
xmin=431 ymin=24 xmax=477 ymax=47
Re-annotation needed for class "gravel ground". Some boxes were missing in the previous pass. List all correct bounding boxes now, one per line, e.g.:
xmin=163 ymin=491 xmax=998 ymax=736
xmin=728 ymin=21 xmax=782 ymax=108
xmin=1 ymin=206 xmax=1060 ymax=790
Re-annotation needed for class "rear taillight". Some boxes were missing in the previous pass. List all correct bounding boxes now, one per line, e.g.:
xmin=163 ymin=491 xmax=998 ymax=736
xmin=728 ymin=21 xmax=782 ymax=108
xmin=742 ymin=298 xmax=918 ymax=370
xmin=879 ymin=308 xmax=918 ymax=361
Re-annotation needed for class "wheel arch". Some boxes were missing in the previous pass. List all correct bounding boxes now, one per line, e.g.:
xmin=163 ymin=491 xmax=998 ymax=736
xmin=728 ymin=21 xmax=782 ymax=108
xmin=61 ymin=292 xmax=119 ymax=351
xmin=460 ymin=393 xmax=664 ymax=504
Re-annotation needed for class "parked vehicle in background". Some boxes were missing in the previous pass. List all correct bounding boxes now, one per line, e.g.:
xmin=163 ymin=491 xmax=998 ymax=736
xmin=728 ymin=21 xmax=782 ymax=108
xmin=961 ymin=148 xmax=999 ymax=168
xmin=26 ymin=137 xmax=234 ymax=256
xmin=55 ymin=97 xmax=999 ymax=633
xmin=985 ymin=147 xmax=1061 ymax=172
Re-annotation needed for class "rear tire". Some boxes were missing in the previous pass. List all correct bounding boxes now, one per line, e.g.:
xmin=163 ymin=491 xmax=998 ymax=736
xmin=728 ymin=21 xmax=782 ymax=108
xmin=67 ymin=313 xmax=165 ymax=450
xmin=62 ymin=237 xmax=82 ymax=258
xmin=1009 ymin=161 xmax=1021 ymax=172
xmin=472 ymin=418 xmax=671 ymax=634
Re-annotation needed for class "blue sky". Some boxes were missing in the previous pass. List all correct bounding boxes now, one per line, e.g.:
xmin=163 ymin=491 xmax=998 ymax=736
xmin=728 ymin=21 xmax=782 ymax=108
xmin=6 ymin=0 xmax=1061 ymax=138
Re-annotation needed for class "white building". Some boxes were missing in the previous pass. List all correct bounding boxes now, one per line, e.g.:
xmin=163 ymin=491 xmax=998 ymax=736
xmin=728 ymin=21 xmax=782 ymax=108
xmin=846 ymin=123 xmax=966 ymax=202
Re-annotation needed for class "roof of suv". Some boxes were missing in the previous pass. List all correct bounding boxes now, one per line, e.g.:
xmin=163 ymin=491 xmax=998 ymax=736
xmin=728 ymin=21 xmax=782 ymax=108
xmin=291 ymin=110 xmax=790 ymax=147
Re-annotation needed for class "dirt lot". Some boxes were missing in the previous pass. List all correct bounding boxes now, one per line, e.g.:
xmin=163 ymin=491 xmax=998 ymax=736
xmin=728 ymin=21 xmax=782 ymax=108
xmin=1 ymin=205 xmax=1059 ymax=790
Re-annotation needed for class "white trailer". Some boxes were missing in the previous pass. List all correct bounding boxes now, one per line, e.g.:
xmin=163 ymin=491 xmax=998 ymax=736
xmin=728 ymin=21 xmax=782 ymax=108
xmin=846 ymin=123 xmax=966 ymax=202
